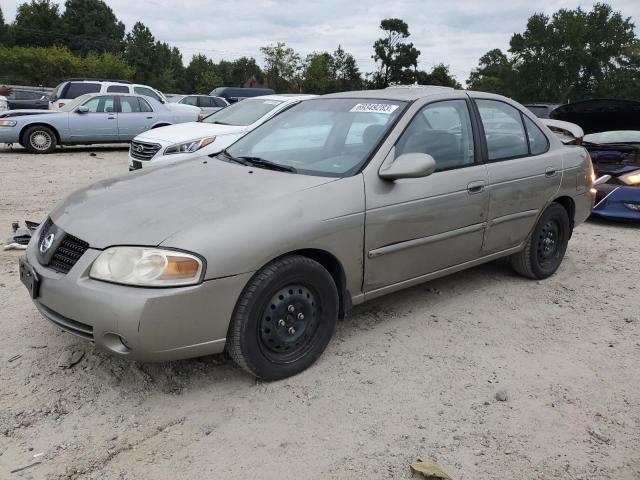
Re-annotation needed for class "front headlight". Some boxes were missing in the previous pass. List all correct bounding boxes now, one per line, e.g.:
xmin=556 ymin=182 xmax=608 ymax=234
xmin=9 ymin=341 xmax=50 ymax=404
xmin=0 ymin=120 xmax=17 ymax=127
xmin=621 ymin=169 xmax=640 ymax=186
xmin=89 ymin=247 xmax=204 ymax=287
xmin=164 ymin=137 xmax=215 ymax=155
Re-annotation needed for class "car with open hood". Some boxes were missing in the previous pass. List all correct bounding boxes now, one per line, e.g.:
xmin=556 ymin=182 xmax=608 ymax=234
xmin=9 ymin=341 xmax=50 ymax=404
xmin=128 ymin=94 xmax=316 ymax=170
xmin=19 ymin=86 xmax=594 ymax=379
xmin=551 ymin=99 xmax=640 ymax=220
xmin=0 ymin=93 xmax=199 ymax=153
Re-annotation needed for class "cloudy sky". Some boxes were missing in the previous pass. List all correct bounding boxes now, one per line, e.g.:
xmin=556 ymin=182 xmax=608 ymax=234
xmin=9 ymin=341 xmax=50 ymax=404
xmin=3 ymin=0 xmax=639 ymax=83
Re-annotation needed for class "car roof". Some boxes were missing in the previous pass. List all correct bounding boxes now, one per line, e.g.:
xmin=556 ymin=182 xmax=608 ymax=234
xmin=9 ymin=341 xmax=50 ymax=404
xmin=323 ymin=86 xmax=456 ymax=101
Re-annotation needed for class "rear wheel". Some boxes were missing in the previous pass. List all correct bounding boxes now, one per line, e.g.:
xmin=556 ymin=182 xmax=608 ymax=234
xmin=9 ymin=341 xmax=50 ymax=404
xmin=23 ymin=125 xmax=57 ymax=154
xmin=511 ymin=202 xmax=570 ymax=279
xmin=227 ymin=255 xmax=338 ymax=380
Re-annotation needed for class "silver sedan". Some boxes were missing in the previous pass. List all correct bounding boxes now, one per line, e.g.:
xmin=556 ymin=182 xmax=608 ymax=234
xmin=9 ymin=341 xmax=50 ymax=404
xmin=0 ymin=93 xmax=200 ymax=153
xmin=20 ymin=87 xmax=594 ymax=379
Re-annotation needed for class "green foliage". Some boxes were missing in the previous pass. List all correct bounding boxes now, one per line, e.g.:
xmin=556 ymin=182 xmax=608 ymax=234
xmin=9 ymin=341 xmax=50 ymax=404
xmin=0 ymin=7 xmax=6 ymax=43
xmin=6 ymin=0 xmax=61 ymax=48
xmin=301 ymin=46 xmax=363 ymax=93
xmin=184 ymin=54 xmax=221 ymax=94
xmin=61 ymin=0 xmax=125 ymax=54
xmin=372 ymin=18 xmax=421 ymax=87
xmin=260 ymin=42 xmax=302 ymax=92
xmin=0 ymin=45 xmax=131 ymax=85
xmin=416 ymin=64 xmax=462 ymax=89
xmin=468 ymin=3 xmax=640 ymax=102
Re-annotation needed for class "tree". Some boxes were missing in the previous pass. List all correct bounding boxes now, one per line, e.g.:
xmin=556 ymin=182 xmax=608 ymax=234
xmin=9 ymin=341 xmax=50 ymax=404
xmin=260 ymin=42 xmax=302 ymax=92
xmin=123 ymin=22 xmax=155 ymax=83
xmin=0 ymin=6 xmax=6 ymax=44
xmin=416 ymin=64 xmax=462 ymax=89
xmin=61 ymin=0 xmax=125 ymax=54
xmin=184 ymin=54 xmax=221 ymax=93
xmin=332 ymin=45 xmax=362 ymax=91
xmin=372 ymin=18 xmax=420 ymax=87
xmin=7 ymin=0 xmax=62 ymax=48
xmin=302 ymin=51 xmax=334 ymax=93
xmin=229 ymin=57 xmax=263 ymax=86
xmin=466 ymin=49 xmax=514 ymax=95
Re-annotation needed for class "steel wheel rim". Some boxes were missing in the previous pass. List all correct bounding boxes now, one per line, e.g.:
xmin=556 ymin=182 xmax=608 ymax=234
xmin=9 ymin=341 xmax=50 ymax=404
xmin=258 ymin=284 xmax=319 ymax=363
xmin=30 ymin=130 xmax=52 ymax=151
xmin=537 ymin=219 xmax=561 ymax=267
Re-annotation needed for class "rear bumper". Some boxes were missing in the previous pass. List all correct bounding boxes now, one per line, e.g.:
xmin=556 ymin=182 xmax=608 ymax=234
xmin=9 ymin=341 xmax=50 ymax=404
xmin=24 ymin=240 xmax=253 ymax=362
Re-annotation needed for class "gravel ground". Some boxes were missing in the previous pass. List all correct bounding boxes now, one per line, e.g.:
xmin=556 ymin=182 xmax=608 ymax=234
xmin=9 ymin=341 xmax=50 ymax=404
xmin=0 ymin=145 xmax=639 ymax=480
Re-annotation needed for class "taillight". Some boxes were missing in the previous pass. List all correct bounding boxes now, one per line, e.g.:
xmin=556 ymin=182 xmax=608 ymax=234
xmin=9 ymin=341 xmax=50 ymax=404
xmin=197 ymin=114 xmax=204 ymax=122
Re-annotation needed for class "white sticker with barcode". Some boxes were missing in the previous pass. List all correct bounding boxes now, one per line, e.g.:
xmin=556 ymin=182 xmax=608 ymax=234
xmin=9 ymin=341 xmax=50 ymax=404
xmin=350 ymin=103 xmax=398 ymax=114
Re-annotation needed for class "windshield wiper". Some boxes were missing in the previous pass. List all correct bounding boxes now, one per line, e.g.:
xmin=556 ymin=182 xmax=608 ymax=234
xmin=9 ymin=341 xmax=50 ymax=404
xmin=210 ymin=121 xmax=232 ymax=125
xmin=237 ymin=156 xmax=297 ymax=173
xmin=216 ymin=148 xmax=250 ymax=165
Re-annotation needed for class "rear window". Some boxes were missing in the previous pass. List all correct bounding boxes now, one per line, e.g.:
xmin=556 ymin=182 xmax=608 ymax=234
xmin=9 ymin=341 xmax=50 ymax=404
xmin=65 ymin=83 xmax=101 ymax=99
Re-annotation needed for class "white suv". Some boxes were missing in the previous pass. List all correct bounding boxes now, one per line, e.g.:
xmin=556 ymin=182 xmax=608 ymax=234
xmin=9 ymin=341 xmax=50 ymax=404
xmin=0 ymin=95 xmax=7 ymax=112
xmin=50 ymin=79 xmax=167 ymax=109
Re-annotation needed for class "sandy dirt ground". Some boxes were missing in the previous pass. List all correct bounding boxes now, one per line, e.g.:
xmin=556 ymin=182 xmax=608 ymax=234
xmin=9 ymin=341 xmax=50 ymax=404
xmin=0 ymin=144 xmax=638 ymax=480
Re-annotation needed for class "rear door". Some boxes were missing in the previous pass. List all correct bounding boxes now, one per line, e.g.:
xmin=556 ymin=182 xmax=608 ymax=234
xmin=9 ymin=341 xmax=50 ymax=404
xmin=67 ymin=95 xmax=118 ymax=142
xmin=474 ymin=98 xmax=562 ymax=253
xmin=117 ymin=96 xmax=156 ymax=140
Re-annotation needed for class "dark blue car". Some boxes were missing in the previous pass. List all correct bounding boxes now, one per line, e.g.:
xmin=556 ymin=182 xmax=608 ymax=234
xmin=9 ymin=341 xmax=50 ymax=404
xmin=551 ymin=99 xmax=640 ymax=221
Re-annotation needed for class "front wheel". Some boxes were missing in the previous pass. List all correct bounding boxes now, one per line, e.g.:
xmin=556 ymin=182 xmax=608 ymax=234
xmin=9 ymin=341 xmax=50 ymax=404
xmin=511 ymin=202 xmax=570 ymax=279
xmin=227 ymin=255 xmax=339 ymax=380
xmin=23 ymin=125 xmax=57 ymax=154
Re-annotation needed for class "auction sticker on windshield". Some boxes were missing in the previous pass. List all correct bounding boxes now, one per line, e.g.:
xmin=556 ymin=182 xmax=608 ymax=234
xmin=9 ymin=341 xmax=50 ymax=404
xmin=350 ymin=103 xmax=399 ymax=114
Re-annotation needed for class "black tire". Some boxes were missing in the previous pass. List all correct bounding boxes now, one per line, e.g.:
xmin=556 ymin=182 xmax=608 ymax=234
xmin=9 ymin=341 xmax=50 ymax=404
xmin=511 ymin=202 xmax=570 ymax=279
xmin=23 ymin=125 xmax=57 ymax=154
xmin=227 ymin=255 xmax=339 ymax=380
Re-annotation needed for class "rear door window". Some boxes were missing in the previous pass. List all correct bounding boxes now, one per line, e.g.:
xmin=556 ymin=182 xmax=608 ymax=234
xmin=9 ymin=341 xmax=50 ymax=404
xmin=476 ymin=99 xmax=528 ymax=161
xmin=138 ymin=98 xmax=153 ymax=113
xmin=119 ymin=96 xmax=142 ymax=113
xmin=523 ymin=115 xmax=549 ymax=155
xmin=65 ymin=83 xmax=101 ymax=99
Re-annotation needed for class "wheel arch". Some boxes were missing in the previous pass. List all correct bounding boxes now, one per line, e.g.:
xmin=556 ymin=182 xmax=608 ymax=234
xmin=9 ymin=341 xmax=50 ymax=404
xmin=552 ymin=195 xmax=576 ymax=232
xmin=20 ymin=123 xmax=61 ymax=145
xmin=279 ymin=248 xmax=351 ymax=319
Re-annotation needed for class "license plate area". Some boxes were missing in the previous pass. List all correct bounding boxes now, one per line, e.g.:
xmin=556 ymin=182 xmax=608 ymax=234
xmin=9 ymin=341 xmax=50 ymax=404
xmin=19 ymin=257 xmax=40 ymax=299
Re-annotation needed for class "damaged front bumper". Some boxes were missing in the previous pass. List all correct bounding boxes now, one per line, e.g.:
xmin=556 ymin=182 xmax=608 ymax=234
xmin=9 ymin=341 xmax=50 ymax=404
xmin=592 ymin=184 xmax=640 ymax=220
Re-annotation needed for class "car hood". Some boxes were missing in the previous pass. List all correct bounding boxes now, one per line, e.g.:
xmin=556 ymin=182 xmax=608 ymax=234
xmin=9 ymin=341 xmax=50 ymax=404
xmin=550 ymin=99 xmax=640 ymax=134
xmin=49 ymin=158 xmax=336 ymax=249
xmin=135 ymin=122 xmax=247 ymax=143
xmin=0 ymin=109 xmax=58 ymax=118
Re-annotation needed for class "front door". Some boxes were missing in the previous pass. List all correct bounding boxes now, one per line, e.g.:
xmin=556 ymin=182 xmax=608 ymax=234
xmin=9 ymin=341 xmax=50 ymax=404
xmin=67 ymin=95 xmax=118 ymax=142
xmin=473 ymin=98 xmax=563 ymax=253
xmin=364 ymin=98 xmax=489 ymax=291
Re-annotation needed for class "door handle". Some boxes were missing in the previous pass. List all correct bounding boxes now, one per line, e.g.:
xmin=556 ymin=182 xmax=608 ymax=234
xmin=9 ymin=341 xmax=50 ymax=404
xmin=467 ymin=180 xmax=485 ymax=194
xmin=146 ymin=116 xmax=153 ymax=119
xmin=107 ymin=116 xmax=116 ymax=120
xmin=545 ymin=167 xmax=558 ymax=177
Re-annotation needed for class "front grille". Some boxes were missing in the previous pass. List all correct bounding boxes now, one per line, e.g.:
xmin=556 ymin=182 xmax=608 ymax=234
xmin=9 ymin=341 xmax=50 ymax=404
xmin=49 ymin=234 xmax=89 ymax=274
xmin=130 ymin=140 xmax=161 ymax=161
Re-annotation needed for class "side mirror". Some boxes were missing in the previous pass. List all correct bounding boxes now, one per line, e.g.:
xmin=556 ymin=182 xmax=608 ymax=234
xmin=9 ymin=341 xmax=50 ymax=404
xmin=76 ymin=105 xmax=89 ymax=114
xmin=379 ymin=153 xmax=437 ymax=181
xmin=594 ymin=174 xmax=611 ymax=186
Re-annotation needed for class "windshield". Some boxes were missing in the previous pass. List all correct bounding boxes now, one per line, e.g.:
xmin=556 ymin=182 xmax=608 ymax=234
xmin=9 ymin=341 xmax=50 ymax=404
xmin=60 ymin=94 xmax=93 ymax=112
xmin=203 ymin=98 xmax=283 ymax=126
xmin=224 ymin=98 xmax=406 ymax=177
xmin=584 ymin=130 xmax=640 ymax=144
